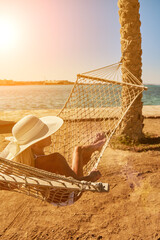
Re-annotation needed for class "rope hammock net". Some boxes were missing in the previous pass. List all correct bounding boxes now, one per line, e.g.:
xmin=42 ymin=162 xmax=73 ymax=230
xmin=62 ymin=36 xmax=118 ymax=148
xmin=0 ymin=62 xmax=146 ymax=206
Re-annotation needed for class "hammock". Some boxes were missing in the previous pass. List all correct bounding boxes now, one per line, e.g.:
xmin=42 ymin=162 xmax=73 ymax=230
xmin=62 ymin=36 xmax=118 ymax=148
xmin=0 ymin=62 xmax=146 ymax=206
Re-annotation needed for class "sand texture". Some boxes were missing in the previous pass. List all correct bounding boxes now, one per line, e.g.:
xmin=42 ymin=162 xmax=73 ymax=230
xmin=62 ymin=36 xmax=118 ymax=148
xmin=0 ymin=106 xmax=160 ymax=239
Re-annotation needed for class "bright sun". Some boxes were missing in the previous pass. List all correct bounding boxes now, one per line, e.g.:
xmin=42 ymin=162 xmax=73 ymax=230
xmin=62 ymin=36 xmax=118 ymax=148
xmin=0 ymin=17 xmax=19 ymax=51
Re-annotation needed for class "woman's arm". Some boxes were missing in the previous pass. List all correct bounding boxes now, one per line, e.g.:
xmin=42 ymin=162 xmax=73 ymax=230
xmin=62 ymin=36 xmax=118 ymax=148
xmin=35 ymin=153 xmax=101 ymax=182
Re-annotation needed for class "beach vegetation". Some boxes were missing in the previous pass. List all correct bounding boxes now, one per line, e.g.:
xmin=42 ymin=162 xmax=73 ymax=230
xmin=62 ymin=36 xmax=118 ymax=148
xmin=110 ymin=133 xmax=160 ymax=152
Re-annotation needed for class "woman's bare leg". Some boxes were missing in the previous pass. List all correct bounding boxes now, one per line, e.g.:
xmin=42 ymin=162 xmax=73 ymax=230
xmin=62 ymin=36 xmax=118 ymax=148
xmin=71 ymin=133 xmax=106 ymax=179
xmin=35 ymin=133 xmax=105 ymax=182
xmin=71 ymin=146 xmax=83 ymax=177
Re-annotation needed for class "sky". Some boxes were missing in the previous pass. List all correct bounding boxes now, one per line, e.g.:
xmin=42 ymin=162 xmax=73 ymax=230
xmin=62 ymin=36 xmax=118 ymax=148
xmin=0 ymin=0 xmax=159 ymax=84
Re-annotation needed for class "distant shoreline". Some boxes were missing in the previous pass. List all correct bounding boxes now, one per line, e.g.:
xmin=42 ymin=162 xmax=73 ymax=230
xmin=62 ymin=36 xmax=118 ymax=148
xmin=0 ymin=80 xmax=74 ymax=86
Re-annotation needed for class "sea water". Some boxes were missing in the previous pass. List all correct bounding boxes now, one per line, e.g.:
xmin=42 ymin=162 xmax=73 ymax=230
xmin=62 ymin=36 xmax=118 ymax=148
xmin=0 ymin=84 xmax=159 ymax=111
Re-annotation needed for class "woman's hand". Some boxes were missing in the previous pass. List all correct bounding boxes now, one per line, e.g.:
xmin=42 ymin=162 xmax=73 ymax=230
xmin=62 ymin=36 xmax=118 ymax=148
xmin=89 ymin=169 xmax=101 ymax=182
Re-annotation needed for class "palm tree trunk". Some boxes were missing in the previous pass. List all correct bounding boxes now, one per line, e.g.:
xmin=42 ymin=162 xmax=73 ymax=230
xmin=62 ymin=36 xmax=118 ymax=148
xmin=118 ymin=0 xmax=143 ymax=141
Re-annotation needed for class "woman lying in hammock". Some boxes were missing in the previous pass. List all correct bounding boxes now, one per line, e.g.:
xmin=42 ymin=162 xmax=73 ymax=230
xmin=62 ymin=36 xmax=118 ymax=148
xmin=1 ymin=115 xmax=106 ymax=183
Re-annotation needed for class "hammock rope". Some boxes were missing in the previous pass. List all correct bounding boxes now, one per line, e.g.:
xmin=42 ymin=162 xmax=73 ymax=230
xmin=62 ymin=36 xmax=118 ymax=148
xmin=0 ymin=157 xmax=108 ymax=204
xmin=51 ymin=62 xmax=146 ymax=174
xmin=0 ymin=62 xmax=146 ymax=206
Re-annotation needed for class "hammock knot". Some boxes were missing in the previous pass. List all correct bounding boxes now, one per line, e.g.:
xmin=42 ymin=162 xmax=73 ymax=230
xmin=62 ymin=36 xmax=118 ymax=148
xmin=94 ymin=182 xmax=107 ymax=192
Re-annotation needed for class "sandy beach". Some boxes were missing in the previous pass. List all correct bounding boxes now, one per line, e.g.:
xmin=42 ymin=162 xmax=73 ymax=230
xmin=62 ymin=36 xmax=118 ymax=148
xmin=0 ymin=106 xmax=160 ymax=240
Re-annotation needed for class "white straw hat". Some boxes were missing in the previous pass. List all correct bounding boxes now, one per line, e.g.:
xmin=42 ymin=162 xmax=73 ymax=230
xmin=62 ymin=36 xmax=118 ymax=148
xmin=0 ymin=115 xmax=63 ymax=160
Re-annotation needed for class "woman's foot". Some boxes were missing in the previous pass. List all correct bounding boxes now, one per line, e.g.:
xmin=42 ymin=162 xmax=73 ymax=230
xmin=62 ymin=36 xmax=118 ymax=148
xmin=91 ymin=132 xmax=106 ymax=152
xmin=93 ymin=132 xmax=106 ymax=144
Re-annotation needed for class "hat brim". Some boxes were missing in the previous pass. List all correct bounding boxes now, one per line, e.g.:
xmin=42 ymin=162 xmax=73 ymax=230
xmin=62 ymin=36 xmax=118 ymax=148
xmin=1 ymin=116 xmax=63 ymax=160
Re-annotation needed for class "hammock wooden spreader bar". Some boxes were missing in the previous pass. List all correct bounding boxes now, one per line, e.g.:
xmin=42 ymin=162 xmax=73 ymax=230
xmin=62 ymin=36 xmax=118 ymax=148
xmin=0 ymin=173 xmax=109 ymax=192
xmin=0 ymin=157 xmax=108 ymax=192
xmin=77 ymin=74 xmax=147 ymax=90
xmin=0 ymin=174 xmax=109 ymax=193
xmin=0 ymin=156 xmax=109 ymax=205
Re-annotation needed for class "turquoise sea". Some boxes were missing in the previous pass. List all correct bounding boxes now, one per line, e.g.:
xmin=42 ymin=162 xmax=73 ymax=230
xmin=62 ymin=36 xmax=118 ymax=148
xmin=142 ymin=85 xmax=160 ymax=105
xmin=0 ymin=84 xmax=159 ymax=111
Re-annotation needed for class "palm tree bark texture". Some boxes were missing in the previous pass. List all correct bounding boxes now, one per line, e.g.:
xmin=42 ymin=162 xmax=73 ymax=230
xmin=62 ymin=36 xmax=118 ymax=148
xmin=118 ymin=0 xmax=143 ymax=141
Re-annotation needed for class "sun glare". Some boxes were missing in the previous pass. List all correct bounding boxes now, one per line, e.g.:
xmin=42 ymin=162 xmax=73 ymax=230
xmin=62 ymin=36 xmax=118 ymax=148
xmin=0 ymin=17 xmax=19 ymax=51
